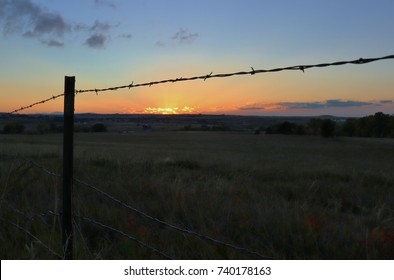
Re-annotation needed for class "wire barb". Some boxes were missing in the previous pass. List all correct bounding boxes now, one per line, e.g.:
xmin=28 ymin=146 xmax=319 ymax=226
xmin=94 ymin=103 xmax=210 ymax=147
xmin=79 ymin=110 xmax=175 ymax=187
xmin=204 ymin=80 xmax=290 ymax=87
xmin=8 ymin=93 xmax=65 ymax=114
xmin=8 ymin=54 xmax=393 ymax=114
xmin=73 ymin=177 xmax=272 ymax=259
xmin=75 ymin=215 xmax=173 ymax=259
xmin=74 ymin=54 xmax=394 ymax=95
xmin=204 ymin=72 xmax=213 ymax=81
xmin=0 ymin=217 xmax=62 ymax=259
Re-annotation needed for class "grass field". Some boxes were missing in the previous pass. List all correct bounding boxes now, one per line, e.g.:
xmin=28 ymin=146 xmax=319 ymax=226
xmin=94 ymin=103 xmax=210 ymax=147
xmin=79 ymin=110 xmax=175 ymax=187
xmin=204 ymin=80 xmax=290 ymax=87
xmin=1 ymin=131 xmax=393 ymax=259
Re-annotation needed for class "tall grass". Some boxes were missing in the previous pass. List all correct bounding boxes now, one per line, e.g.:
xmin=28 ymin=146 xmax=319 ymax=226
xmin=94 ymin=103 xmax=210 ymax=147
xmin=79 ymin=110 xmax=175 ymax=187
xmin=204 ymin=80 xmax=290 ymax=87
xmin=1 ymin=132 xmax=393 ymax=259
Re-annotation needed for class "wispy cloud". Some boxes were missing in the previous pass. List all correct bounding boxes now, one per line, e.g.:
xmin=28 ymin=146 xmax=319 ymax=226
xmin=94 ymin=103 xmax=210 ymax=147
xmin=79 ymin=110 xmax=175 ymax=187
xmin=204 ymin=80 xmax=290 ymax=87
xmin=89 ymin=20 xmax=113 ymax=32
xmin=278 ymin=99 xmax=380 ymax=109
xmin=239 ymin=104 xmax=265 ymax=111
xmin=119 ymin=33 xmax=132 ymax=39
xmin=0 ymin=0 xmax=68 ymax=46
xmin=41 ymin=39 xmax=64 ymax=48
xmin=0 ymin=0 xmax=125 ymax=49
xmin=155 ymin=41 xmax=166 ymax=47
xmin=23 ymin=12 xmax=69 ymax=38
xmin=172 ymin=28 xmax=199 ymax=44
xmin=236 ymin=99 xmax=393 ymax=113
xmin=0 ymin=0 xmax=41 ymax=34
xmin=76 ymin=20 xmax=119 ymax=49
xmin=94 ymin=0 xmax=117 ymax=9
xmin=156 ymin=28 xmax=199 ymax=47
xmin=84 ymin=34 xmax=107 ymax=49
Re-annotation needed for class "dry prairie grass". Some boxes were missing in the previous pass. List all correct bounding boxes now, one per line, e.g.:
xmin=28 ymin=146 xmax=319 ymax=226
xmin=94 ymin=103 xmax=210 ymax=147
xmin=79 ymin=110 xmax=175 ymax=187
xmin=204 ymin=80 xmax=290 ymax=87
xmin=1 ymin=132 xmax=393 ymax=259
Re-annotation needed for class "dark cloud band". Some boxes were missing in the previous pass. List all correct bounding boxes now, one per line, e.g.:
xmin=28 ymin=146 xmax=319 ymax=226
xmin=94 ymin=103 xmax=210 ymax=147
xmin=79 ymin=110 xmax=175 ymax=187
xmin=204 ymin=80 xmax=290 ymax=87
xmin=172 ymin=28 xmax=199 ymax=44
xmin=0 ymin=0 xmax=125 ymax=49
xmin=278 ymin=99 xmax=380 ymax=109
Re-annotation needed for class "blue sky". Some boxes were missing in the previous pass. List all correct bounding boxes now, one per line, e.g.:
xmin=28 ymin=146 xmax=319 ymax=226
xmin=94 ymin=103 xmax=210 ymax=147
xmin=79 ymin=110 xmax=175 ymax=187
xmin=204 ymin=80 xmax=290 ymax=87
xmin=1 ymin=0 xmax=393 ymax=116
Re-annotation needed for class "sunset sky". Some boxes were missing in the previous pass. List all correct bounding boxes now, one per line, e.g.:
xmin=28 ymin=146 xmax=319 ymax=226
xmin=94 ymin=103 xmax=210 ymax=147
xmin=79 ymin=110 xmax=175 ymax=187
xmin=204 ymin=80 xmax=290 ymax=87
xmin=1 ymin=0 xmax=393 ymax=116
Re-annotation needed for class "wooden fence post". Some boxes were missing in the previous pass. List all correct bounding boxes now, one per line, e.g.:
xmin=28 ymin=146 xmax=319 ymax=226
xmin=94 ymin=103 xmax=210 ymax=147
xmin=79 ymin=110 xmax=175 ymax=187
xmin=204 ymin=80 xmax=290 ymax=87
xmin=63 ymin=76 xmax=75 ymax=259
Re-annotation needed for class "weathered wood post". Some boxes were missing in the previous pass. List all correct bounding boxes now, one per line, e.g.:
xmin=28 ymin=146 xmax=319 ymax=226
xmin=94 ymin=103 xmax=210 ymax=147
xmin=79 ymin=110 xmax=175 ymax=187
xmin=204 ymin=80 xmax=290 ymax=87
xmin=63 ymin=76 xmax=75 ymax=259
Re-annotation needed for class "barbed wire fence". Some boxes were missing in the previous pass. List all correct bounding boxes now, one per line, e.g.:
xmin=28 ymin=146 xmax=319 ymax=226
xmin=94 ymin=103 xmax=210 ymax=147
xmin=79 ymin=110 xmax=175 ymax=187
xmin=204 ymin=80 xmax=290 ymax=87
xmin=1 ymin=156 xmax=271 ymax=259
xmin=75 ymin=54 xmax=394 ymax=94
xmin=6 ymin=54 xmax=394 ymax=115
xmin=73 ymin=177 xmax=270 ymax=259
xmin=2 ymin=54 xmax=394 ymax=259
xmin=0 ymin=157 xmax=63 ymax=259
xmin=0 ymin=156 xmax=174 ymax=259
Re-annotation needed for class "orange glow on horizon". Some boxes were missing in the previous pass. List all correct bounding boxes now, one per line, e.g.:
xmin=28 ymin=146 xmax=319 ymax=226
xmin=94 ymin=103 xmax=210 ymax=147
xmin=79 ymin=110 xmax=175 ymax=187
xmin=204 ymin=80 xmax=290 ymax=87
xmin=2 ymin=72 xmax=393 ymax=117
xmin=144 ymin=106 xmax=195 ymax=115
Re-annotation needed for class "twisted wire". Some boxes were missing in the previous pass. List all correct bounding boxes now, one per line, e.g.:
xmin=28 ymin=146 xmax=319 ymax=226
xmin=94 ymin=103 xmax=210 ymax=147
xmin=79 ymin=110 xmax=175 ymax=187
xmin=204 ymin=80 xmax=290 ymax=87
xmin=22 ymin=159 xmax=61 ymax=178
xmin=73 ymin=177 xmax=272 ymax=259
xmin=8 ymin=93 xmax=64 ymax=114
xmin=7 ymin=54 xmax=394 ymax=114
xmin=75 ymin=215 xmax=173 ymax=259
xmin=0 ymin=198 xmax=58 ymax=225
xmin=75 ymin=55 xmax=394 ymax=94
xmin=0 ymin=217 xmax=62 ymax=259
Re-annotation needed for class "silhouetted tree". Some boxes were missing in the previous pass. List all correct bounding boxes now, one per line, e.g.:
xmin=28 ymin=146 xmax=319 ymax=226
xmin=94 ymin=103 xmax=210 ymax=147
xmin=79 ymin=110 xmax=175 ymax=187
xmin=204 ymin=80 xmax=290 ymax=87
xmin=342 ymin=118 xmax=357 ymax=137
xmin=277 ymin=121 xmax=294 ymax=134
xmin=3 ymin=123 xmax=25 ymax=134
xmin=91 ymin=123 xmax=107 ymax=132
xmin=340 ymin=112 xmax=394 ymax=138
xmin=265 ymin=122 xmax=298 ymax=135
xmin=182 ymin=125 xmax=192 ymax=131
xmin=308 ymin=118 xmax=323 ymax=136
xmin=36 ymin=124 xmax=49 ymax=134
xmin=321 ymin=119 xmax=336 ymax=138
xmin=371 ymin=112 xmax=390 ymax=137
xmin=49 ymin=123 xmax=63 ymax=133
xmin=390 ymin=116 xmax=394 ymax=138
xmin=295 ymin=124 xmax=306 ymax=135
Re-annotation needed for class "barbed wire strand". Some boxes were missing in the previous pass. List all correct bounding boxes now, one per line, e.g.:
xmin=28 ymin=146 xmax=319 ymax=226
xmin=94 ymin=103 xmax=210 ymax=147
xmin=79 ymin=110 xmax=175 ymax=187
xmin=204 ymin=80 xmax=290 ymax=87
xmin=75 ymin=54 xmax=394 ymax=94
xmin=8 ymin=93 xmax=64 ymax=115
xmin=10 ymin=147 xmax=272 ymax=258
xmin=75 ymin=215 xmax=173 ymax=259
xmin=1 ymin=195 xmax=168 ymax=259
xmin=23 ymin=159 xmax=62 ymax=178
xmin=0 ymin=198 xmax=26 ymax=217
xmin=73 ymin=177 xmax=272 ymax=259
xmin=6 ymin=155 xmax=62 ymax=178
xmin=33 ymin=210 xmax=172 ymax=259
xmin=7 ymin=54 xmax=394 ymax=114
xmin=9 ymin=158 xmax=270 ymax=259
xmin=0 ymin=198 xmax=57 ymax=226
xmin=4 ymin=159 xmax=260 ymax=259
xmin=72 ymin=218 xmax=96 ymax=259
xmin=0 ymin=197 xmax=150 ymax=260
xmin=1 ymin=159 xmax=195 ymax=259
xmin=0 ymin=217 xmax=62 ymax=259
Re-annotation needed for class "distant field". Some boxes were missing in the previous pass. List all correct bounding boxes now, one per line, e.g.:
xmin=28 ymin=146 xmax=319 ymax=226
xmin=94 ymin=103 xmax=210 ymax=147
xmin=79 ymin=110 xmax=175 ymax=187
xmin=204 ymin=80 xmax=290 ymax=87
xmin=1 ymin=132 xmax=393 ymax=259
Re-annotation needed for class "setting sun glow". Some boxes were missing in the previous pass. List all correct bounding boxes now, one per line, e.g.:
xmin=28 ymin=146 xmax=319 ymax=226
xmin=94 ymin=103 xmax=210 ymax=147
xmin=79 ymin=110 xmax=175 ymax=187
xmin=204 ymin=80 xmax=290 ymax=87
xmin=144 ymin=106 xmax=195 ymax=115
xmin=1 ymin=1 xmax=393 ymax=117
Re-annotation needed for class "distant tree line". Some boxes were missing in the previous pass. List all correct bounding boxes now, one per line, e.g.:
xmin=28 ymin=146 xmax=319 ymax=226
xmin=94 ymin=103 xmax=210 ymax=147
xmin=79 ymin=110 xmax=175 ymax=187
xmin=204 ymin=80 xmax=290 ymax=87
xmin=266 ymin=112 xmax=394 ymax=138
xmin=182 ymin=124 xmax=231 ymax=131
xmin=2 ymin=113 xmax=393 ymax=138
xmin=36 ymin=123 xmax=63 ymax=134
xmin=62 ymin=123 xmax=107 ymax=133
xmin=2 ymin=123 xmax=25 ymax=134
xmin=2 ymin=122 xmax=107 ymax=134
xmin=341 ymin=112 xmax=394 ymax=138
